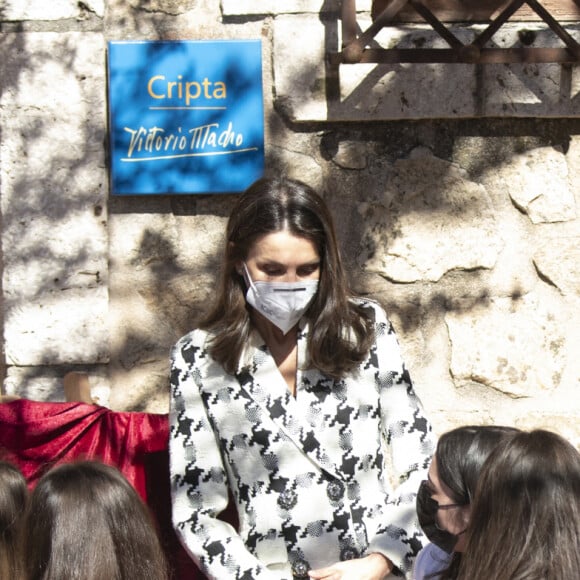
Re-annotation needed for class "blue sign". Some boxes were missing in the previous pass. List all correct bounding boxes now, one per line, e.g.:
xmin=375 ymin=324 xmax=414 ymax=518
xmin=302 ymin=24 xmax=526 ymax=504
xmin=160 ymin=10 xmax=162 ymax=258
xmin=108 ymin=40 xmax=264 ymax=195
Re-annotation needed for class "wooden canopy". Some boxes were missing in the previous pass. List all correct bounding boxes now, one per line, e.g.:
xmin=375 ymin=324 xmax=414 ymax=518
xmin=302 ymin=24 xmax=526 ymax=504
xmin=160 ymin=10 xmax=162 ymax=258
xmin=331 ymin=0 xmax=580 ymax=65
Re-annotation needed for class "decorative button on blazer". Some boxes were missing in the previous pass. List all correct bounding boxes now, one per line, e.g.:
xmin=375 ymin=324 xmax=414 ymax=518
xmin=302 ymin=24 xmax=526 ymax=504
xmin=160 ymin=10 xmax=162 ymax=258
xmin=170 ymin=300 xmax=435 ymax=579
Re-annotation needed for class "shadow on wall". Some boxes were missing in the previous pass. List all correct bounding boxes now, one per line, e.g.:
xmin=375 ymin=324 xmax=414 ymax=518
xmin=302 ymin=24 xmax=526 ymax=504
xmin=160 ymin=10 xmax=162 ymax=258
xmin=0 ymin=29 xmax=109 ymax=398
xmin=2 ymin=4 xmax=579 ymax=408
xmin=317 ymin=1 xmax=580 ymax=117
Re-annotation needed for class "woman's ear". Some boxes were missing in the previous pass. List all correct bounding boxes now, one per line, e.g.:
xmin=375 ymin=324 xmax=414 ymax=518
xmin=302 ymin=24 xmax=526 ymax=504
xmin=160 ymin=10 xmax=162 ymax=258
xmin=461 ymin=505 xmax=471 ymax=525
xmin=229 ymin=243 xmax=243 ymax=276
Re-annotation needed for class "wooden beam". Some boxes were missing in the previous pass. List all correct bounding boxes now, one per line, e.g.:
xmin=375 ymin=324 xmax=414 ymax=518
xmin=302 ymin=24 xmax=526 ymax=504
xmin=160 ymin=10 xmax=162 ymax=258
xmin=371 ymin=0 xmax=580 ymax=23
xmin=329 ymin=46 xmax=580 ymax=64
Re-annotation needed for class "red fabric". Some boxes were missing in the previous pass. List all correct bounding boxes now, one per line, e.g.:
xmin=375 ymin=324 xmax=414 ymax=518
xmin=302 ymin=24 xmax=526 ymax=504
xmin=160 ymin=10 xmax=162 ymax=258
xmin=0 ymin=399 xmax=202 ymax=580
xmin=0 ymin=399 xmax=166 ymax=495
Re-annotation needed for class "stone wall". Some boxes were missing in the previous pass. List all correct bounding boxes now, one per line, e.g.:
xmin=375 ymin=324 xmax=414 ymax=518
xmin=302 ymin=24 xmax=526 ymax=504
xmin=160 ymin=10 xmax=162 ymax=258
xmin=1 ymin=0 xmax=579 ymax=444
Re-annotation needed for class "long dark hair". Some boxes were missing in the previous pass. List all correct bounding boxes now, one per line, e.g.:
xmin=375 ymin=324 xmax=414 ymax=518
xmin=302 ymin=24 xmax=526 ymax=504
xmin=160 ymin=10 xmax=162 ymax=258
xmin=0 ymin=460 xmax=27 ymax=580
xmin=200 ymin=176 xmax=374 ymax=378
xmin=457 ymin=429 xmax=580 ymax=580
xmin=431 ymin=425 xmax=520 ymax=580
xmin=24 ymin=461 xmax=169 ymax=580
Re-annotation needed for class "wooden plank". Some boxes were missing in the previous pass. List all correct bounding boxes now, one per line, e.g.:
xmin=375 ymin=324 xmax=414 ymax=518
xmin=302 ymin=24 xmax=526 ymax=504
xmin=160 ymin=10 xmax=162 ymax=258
xmin=371 ymin=0 xmax=580 ymax=23
xmin=329 ymin=46 xmax=579 ymax=64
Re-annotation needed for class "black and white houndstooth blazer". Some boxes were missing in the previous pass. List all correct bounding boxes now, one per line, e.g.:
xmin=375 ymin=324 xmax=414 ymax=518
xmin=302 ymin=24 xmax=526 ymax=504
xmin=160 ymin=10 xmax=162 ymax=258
xmin=169 ymin=299 xmax=435 ymax=579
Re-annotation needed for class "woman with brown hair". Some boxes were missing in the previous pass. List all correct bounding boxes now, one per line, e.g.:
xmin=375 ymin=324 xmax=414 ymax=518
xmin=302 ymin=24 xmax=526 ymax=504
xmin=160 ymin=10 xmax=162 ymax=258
xmin=414 ymin=425 xmax=519 ymax=579
xmin=457 ymin=429 xmax=580 ymax=580
xmin=170 ymin=176 xmax=435 ymax=579
xmin=24 ymin=460 xmax=168 ymax=580
xmin=0 ymin=460 xmax=28 ymax=580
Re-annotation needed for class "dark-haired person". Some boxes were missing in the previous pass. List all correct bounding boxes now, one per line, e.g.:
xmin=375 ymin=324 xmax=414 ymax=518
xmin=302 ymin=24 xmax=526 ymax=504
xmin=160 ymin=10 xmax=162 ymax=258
xmin=414 ymin=425 xmax=519 ymax=580
xmin=0 ymin=460 xmax=27 ymax=580
xmin=24 ymin=460 xmax=169 ymax=580
xmin=457 ymin=429 xmax=580 ymax=580
xmin=170 ymin=176 xmax=435 ymax=579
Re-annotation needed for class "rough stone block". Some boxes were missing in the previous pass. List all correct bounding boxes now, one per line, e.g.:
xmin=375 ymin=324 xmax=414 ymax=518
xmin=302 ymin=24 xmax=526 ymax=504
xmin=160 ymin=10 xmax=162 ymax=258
xmin=4 ymin=365 xmax=110 ymax=404
xmin=358 ymin=149 xmax=502 ymax=283
xmin=0 ymin=0 xmax=103 ymax=19
xmin=127 ymin=0 xmax=196 ymax=14
xmin=534 ymin=236 xmax=580 ymax=297
xmin=447 ymin=288 xmax=568 ymax=398
xmin=515 ymin=414 xmax=580 ymax=450
xmin=507 ymin=146 xmax=577 ymax=224
xmin=0 ymin=32 xmax=108 ymax=368
xmin=4 ymin=287 xmax=109 ymax=366
xmin=108 ymin=361 xmax=169 ymax=413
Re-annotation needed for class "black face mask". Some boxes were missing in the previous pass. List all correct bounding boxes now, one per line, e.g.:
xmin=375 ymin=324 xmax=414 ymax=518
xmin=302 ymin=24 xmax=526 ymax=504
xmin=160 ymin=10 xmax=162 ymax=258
xmin=416 ymin=480 xmax=466 ymax=554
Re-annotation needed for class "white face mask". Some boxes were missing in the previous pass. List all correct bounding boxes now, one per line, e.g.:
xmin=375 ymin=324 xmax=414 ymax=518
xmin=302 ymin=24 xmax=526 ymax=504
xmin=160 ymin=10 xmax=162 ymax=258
xmin=242 ymin=264 xmax=319 ymax=334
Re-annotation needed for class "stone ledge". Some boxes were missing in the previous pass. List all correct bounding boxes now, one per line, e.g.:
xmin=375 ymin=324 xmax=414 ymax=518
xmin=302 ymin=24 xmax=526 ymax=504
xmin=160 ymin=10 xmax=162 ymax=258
xmin=4 ymin=286 xmax=109 ymax=366
xmin=221 ymin=1 xmax=371 ymax=17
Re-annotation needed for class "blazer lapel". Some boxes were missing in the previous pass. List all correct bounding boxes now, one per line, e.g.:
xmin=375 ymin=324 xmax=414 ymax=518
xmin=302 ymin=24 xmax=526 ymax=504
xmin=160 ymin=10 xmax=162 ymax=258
xmin=236 ymin=325 xmax=342 ymax=480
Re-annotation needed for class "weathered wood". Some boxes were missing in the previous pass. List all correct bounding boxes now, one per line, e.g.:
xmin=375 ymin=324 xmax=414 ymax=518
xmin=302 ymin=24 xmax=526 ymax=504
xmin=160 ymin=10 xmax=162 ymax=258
xmin=329 ymin=46 xmax=579 ymax=64
xmin=371 ymin=0 xmax=580 ymax=23
xmin=337 ymin=0 xmax=580 ymax=65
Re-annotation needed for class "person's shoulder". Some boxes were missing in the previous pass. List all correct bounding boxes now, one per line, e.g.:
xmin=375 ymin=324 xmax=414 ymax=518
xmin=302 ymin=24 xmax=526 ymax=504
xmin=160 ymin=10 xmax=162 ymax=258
xmin=413 ymin=543 xmax=452 ymax=580
xmin=350 ymin=297 xmax=388 ymax=321
xmin=173 ymin=327 xmax=212 ymax=352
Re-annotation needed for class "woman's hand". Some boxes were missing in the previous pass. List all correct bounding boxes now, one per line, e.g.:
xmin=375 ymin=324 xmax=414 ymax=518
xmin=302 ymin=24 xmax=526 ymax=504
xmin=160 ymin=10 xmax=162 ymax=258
xmin=308 ymin=553 xmax=393 ymax=580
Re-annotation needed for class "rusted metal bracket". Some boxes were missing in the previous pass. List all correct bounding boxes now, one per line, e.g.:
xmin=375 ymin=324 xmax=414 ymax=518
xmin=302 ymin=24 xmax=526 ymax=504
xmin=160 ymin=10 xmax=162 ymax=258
xmin=330 ymin=0 xmax=580 ymax=65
